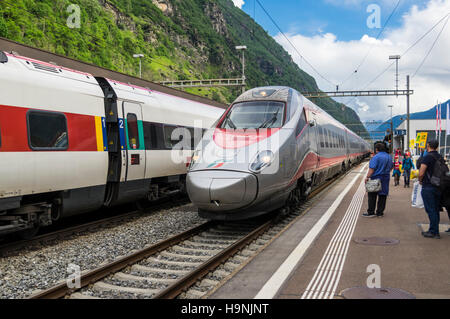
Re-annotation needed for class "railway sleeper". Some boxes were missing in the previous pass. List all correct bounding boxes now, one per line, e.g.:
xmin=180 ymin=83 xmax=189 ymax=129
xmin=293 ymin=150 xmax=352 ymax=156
xmin=170 ymin=245 xmax=221 ymax=255
xmin=161 ymin=251 xmax=212 ymax=261
xmin=210 ymin=269 xmax=231 ymax=279
xmin=131 ymin=264 xmax=189 ymax=276
xmin=190 ymin=236 xmax=235 ymax=245
xmin=180 ymin=240 xmax=229 ymax=250
xmin=114 ymin=272 xmax=176 ymax=285
xmin=183 ymin=289 xmax=207 ymax=299
xmin=145 ymin=256 xmax=201 ymax=268
xmin=92 ymin=281 xmax=158 ymax=297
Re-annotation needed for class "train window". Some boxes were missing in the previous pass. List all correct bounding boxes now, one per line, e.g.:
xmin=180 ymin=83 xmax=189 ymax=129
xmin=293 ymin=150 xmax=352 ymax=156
xmin=296 ymin=110 xmax=307 ymax=136
xmin=328 ymin=130 xmax=333 ymax=148
xmin=179 ymin=126 xmax=196 ymax=150
xmin=319 ymin=127 xmax=324 ymax=148
xmin=163 ymin=125 xmax=185 ymax=149
xmin=325 ymin=129 xmax=329 ymax=148
xmin=221 ymin=101 xmax=285 ymax=129
xmin=126 ymin=113 xmax=140 ymax=150
xmin=289 ymin=91 xmax=300 ymax=120
xmin=143 ymin=122 xmax=158 ymax=150
xmin=27 ymin=111 xmax=68 ymax=150
xmin=330 ymin=131 xmax=334 ymax=148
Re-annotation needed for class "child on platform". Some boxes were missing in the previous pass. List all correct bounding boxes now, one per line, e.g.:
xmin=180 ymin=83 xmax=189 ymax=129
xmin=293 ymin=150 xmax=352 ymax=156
xmin=402 ymin=153 xmax=415 ymax=188
xmin=392 ymin=155 xmax=401 ymax=186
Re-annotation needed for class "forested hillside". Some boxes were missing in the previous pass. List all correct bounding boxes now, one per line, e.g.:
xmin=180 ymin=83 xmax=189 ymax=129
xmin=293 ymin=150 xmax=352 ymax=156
xmin=0 ymin=0 xmax=368 ymax=136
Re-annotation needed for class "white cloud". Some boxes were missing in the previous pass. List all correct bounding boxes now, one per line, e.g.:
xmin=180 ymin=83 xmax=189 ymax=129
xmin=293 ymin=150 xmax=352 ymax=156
xmin=274 ymin=0 xmax=450 ymax=123
xmin=232 ymin=0 xmax=245 ymax=9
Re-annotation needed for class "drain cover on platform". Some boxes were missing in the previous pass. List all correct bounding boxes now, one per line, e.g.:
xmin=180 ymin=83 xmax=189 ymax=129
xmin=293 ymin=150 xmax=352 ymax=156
xmin=353 ymin=237 xmax=399 ymax=246
xmin=341 ymin=287 xmax=415 ymax=299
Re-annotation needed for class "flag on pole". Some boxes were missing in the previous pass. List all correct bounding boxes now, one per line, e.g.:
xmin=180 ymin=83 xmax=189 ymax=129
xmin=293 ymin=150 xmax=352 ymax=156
xmin=447 ymin=102 xmax=450 ymax=136
xmin=436 ymin=102 xmax=439 ymax=138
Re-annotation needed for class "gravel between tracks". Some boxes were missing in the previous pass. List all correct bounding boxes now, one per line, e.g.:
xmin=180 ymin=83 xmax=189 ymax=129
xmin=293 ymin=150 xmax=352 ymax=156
xmin=0 ymin=204 xmax=205 ymax=299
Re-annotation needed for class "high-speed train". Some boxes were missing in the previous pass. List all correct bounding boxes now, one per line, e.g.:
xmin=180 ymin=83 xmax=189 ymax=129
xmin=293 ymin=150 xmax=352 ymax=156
xmin=0 ymin=51 xmax=223 ymax=237
xmin=187 ymin=86 xmax=371 ymax=220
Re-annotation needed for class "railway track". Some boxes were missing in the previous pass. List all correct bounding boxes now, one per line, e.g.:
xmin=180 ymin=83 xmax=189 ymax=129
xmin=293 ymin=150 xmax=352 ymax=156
xmin=0 ymin=195 xmax=189 ymax=257
xmin=28 ymin=163 xmax=363 ymax=299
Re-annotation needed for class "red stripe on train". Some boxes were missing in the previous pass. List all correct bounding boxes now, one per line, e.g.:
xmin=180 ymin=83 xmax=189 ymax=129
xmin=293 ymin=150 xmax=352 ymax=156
xmin=288 ymin=151 xmax=367 ymax=185
xmin=0 ymin=105 xmax=98 ymax=152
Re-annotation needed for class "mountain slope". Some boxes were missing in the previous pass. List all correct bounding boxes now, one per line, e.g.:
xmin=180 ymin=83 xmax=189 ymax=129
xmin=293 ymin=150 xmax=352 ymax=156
xmin=0 ymin=0 xmax=368 ymax=137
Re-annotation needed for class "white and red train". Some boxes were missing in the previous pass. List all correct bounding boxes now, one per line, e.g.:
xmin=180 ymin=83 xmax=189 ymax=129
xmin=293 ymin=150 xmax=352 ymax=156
xmin=0 ymin=51 xmax=224 ymax=237
xmin=187 ymin=86 xmax=371 ymax=220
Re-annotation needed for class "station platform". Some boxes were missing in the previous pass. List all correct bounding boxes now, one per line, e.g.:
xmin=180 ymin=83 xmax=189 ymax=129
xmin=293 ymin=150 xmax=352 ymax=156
xmin=209 ymin=162 xmax=450 ymax=299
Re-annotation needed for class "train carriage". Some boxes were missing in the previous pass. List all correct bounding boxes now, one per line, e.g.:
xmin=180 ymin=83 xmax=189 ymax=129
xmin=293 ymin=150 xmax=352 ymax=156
xmin=0 ymin=51 xmax=223 ymax=237
xmin=187 ymin=86 xmax=371 ymax=220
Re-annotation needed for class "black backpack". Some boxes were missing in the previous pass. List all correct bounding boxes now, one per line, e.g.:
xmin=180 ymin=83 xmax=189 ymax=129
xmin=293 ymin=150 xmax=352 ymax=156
xmin=427 ymin=153 xmax=450 ymax=192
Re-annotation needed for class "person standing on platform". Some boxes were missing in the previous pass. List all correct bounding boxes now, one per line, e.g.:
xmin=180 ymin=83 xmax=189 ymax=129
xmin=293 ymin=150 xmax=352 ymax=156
xmin=384 ymin=129 xmax=393 ymax=154
xmin=363 ymin=143 xmax=393 ymax=218
xmin=392 ymin=155 xmax=401 ymax=186
xmin=402 ymin=153 xmax=415 ymax=188
xmin=418 ymin=140 xmax=442 ymax=239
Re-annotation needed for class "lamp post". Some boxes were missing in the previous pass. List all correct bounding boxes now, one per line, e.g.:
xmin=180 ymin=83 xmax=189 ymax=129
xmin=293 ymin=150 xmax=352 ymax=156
xmin=133 ymin=54 xmax=144 ymax=78
xmin=236 ymin=45 xmax=247 ymax=94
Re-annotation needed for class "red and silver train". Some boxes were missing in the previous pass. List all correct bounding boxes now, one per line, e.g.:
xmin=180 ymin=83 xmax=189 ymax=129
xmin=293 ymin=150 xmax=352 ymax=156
xmin=187 ymin=86 xmax=371 ymax=220
xmin=0 ymin=51 xmax=224 ymax=237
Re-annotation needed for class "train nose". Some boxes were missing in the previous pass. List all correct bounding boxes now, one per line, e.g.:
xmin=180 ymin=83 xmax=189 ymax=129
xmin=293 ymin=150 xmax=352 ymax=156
xmin=187 ymin=171 xmax=258 ymax=212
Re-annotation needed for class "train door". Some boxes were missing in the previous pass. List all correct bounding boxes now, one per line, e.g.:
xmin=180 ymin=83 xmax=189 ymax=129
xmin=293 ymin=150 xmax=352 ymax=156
xmin=122 ymin=102 xmax=146 ymax=182
xmin=310 ymin=112 xmax=320 ymax=169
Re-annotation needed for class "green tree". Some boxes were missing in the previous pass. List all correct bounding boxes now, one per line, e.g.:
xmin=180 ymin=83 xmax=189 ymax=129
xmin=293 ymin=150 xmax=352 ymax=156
xmin=0 ymin=17 xmax=7 ymax=37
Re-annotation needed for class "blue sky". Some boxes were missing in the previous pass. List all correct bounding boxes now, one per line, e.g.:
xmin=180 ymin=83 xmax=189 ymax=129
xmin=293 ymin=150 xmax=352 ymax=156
xmin=232 ymin=0 xmax=450 ymax=122
xmin=239 ymin=0 xmax=426 ymax=41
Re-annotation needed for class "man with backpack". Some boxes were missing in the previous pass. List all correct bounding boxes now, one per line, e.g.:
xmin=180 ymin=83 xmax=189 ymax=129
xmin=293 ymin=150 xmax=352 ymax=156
xmin=418 ymin=140 xmax=450 ymax=239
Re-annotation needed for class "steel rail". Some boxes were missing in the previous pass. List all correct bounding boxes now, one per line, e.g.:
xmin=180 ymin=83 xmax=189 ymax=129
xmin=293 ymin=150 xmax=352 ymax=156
xmin=28 ymin=221 xmax=217 ymax=299
xmin=28 ymin=161 xmax=369 ymax=299
xmin=0 ymin=197 xmax=188 ymax=256
xmin=156 ymin=164 xmax=367 ymax=299
xmin=152 ymin=220 xmax=273 ymax=299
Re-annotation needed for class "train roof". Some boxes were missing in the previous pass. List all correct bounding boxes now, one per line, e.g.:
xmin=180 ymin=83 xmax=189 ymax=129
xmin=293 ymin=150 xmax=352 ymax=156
xmin=234 ymin=86 xmax=292 ymax=104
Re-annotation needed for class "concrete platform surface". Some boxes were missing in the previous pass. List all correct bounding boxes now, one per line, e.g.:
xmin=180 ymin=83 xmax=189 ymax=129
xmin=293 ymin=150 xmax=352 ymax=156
xmin=210 ymin=163 xmax=450 ymax=299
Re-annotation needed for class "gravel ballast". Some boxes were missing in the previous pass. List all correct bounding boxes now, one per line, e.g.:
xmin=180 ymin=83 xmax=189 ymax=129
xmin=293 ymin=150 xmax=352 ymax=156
xmin=0 ymin=204 xmax=205 ymax=299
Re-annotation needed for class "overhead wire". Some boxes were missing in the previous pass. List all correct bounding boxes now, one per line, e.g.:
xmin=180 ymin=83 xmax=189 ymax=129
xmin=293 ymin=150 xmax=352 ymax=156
xmin=341 ymin=11 xmax=450 ymax=106
xmin=411 ymin=15 xmax=449 ymax=79
xmin=338 ymin=0 xmax=402 ymax=89
xmin=255 ymin=0 xmax=337 ymax=90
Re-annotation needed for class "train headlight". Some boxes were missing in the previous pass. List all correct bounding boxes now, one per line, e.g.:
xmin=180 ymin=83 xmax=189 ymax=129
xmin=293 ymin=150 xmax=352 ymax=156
xmin=249 ymin=150 xmax=274 ymax=173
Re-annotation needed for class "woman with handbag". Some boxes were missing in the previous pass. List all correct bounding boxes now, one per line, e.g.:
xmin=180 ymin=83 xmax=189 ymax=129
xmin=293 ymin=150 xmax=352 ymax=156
xmin=363 ymin=143 xmax=394 ymax=218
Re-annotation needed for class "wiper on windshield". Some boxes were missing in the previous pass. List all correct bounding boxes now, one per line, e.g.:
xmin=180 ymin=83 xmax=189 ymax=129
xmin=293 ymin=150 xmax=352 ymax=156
xmin=259 ymin=109 xmax=280 ymax=129
xmin=225 ymin=116 xmax=237 ymax=129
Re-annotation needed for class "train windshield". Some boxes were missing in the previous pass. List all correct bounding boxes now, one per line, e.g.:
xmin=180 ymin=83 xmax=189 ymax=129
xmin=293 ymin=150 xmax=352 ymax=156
xmin=221 ymin=101 xmax=285 ymax=129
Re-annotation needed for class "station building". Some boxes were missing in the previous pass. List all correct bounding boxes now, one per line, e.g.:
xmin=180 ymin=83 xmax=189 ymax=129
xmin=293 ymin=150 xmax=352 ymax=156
xmin=367 ymin=100 xmax=450 ymax=157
